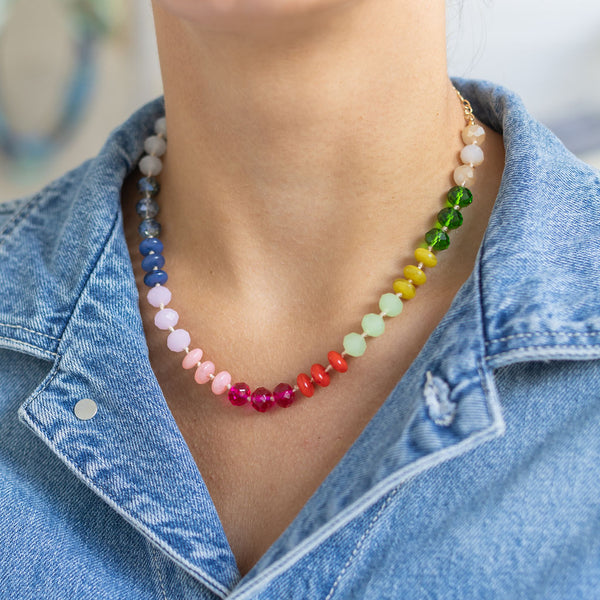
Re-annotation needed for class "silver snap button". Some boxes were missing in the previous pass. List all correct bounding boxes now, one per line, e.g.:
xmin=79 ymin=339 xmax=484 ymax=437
xmin=74 ymin=398 xmax=98 ymax=421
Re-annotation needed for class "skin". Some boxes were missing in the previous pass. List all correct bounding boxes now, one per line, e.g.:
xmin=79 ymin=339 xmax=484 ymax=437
xmin=121 ymin=0 xmax=505 ymax=578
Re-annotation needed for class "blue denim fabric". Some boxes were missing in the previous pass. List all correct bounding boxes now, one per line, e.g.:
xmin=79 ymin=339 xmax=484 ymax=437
xmin=1 ymin=78 xmax=599 ymax=599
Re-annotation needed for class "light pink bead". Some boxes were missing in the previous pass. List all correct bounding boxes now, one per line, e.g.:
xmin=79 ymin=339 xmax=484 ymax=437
xmin=462 ymin=123 xmax=486 ymax=146
xmin=154 ymin=308 xmax=179 ymax=330
xmin=167 ymin=329 xmax=190 ymax=352
xmin=460 ymin=144 xmax=484 ymax=167
xmin=453 ymin=164 xmax=475 ymax=187
xmin=182 ymin=348 xmax=203 ymax=369
xmin=195 ymin=361 xmax=215 ymax=384
xmin=147 ymin=286 xmax=171 ymax=307
xmin=211 ymin=371 xmax=232 ymax=395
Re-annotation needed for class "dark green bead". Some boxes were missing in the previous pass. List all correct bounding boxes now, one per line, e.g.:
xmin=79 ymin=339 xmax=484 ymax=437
xmin=447 ymin=186 xmax=473 ymax=208
xmin=437 ymin=207 xmax=463 ymax=230
xmin=425 ymin=228 xmax=450 ymax=250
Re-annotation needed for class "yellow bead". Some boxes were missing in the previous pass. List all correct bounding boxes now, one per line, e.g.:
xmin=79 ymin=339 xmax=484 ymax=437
xmin=392 ymin=278 xmax=416 ymax=299
xmin=414 ymin=247 xmax=437 ymax=268
xmin=403 ymin=265 xmax=427 ymax=286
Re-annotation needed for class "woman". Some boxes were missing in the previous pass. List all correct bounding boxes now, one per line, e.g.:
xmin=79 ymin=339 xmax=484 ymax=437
xmin=0 ymin=1 xmax=598 ymax=598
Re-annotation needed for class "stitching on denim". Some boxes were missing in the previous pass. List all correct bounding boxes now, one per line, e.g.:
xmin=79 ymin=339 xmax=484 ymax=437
xmin=485 ymin=330 xmax=600 ymax=345
xmin=0 ymin=194 xmax=38 ymax=241
xmin=484 ymin=343 xmax=600 ymax=363
xmin=0 ymin=335 xmax=58 ymax=358
xmin=324 ymin=488 xmax=399 ymax=600
xmin=0 ymin=322 xmax=61 ymax=341
xmin=148 ymin=542 xmax=169 ymax=600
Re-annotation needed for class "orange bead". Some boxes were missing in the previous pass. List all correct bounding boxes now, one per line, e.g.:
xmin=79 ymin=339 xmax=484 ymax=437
xmin=311 ymin=363 xmax=330 ymax=387
xmin=328 ymin=351 xmax=348 ymax=373
xmin=392 ymin=278 xmax=416 ymax=299
xmin=297 ymin=373 xmax=314 ymax=397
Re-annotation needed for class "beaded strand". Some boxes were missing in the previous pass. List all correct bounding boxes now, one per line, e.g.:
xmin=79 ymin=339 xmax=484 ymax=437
xmin=134 ymin=89 xmax=486 ymax=412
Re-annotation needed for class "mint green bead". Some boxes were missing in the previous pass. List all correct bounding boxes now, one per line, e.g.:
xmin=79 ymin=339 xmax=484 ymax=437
xmin=379 ymin=293 xmax=403 ymax=317
xmin=343 ymin=332 xmax=367 ymax=357
xmin=362 ymin=313 xmax=385 ymax=337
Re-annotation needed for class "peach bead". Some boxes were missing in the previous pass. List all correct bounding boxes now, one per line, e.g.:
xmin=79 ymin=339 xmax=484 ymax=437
xmin=453 ymin=164 xmax=475 ymax=187
xmin=211 ymin=371 xmax=232 ymax=395
xmin=194 ymin=361 xmax=215 ymax=384
xmin=182 ymin=348 xmax=203 ymax=370
xmin=461 ymin=123 xmax=486 ymax=146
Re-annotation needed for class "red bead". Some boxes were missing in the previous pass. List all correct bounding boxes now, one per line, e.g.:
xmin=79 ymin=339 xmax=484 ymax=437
xmin=297 ymin=373 xmax=314 ymax=397
xmin=327 ymin=351 xmax=348 ymax=373
xmin=228 ymin=382 xmax=251 ymax=406
xmin=251 ymin=387 xmax=275 ymax=412
xmin=310 ymin=363 xmax=330 ymax=387
xmin=273 ymin=383 xmax=296 ymax=408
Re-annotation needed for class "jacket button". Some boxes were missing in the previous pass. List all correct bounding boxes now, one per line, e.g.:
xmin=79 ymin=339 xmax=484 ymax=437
xmin=74 ymin=398 xmax=98 ymax=420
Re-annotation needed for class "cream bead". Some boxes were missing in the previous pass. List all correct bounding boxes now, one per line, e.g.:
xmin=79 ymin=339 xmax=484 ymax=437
xmin=139 ymin=155 xmax=163 ymax=176
xmin=154 ymin=117 xmax=167 ymax=137
xmin=453 ymin=164 xmax=475 ymax=187
xmin=144 ymin=135 xmax=167 ymax=157
xmin=460 ymin=144 xmax=484 ymax=167
xmin=462 ymin=123 xmax=485 ymax=145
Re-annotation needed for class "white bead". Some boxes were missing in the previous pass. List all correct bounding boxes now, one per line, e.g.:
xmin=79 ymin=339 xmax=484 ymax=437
xmin=453 ymin=164 xmax=475 ymax=187
xmin=144 ymin=135 xmax=166 ymax=157
xmin=462 ymin=124 xmax=485 ymax=146
xmin=139 ymin=155 xmax=162 ymax=176
xmin=154 ymin=117 xmax=167 ymax=137
xmin=460 ymin=144 xmax=484 ymax=167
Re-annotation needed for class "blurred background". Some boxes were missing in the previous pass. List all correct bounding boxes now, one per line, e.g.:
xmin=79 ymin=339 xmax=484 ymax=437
xmin=0 ymin=0 xmax=599 ymax=202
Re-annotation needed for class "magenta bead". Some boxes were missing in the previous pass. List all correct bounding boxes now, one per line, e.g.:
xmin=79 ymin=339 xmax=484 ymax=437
xmin=228 ymin=382 xmax=251 ymax=406
xmin=251 ymin=387 xmax=275 ymax=412
xmin=147 ymin=285 xmax=172 ymax=307
xmin=211 ymin=371 xmax=232 ymax=395
xmin=167 ymin=329 xmax=190 ymax=352
xmin=195 ymin=361 xmax=215 ymax=384
xmin=154 ymin=308 xmax=179 ymax=330
xmin=273 ymin=383 xmax=296 ymax=408
xmin=182 ymin=348 xmax=203 ymax=370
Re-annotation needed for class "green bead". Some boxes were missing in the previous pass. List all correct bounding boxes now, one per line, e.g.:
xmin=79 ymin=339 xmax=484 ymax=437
xmin=437 ymin=207 xmax=463 ymax=230
xmin=361 ymin=313 xmax=385 ymax=337
xmin=425 ymin=228 xmax=450 ymax=250
xmin=447 ymin=186 xmax=473 ymax=208
xmin=343 ymin=332 xmax=367 ymax=357
xmin=379 ymin=293 xmax=403 ymax=317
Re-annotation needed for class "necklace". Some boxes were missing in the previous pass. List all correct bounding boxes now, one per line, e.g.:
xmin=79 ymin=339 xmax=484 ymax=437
xmin=133 ymin=88 xmax=485 ymax=412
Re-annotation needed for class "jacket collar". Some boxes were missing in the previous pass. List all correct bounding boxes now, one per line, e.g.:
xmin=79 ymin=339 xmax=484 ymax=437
xmin=1 ymin=79 xmax=599 ymax=596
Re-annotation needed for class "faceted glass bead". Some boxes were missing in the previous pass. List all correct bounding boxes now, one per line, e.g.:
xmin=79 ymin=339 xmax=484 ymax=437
xmin=143 ymin=269 xmax=168 ymax=287
xmin=361 ymin=313 xmax=385 ymax=337
xmin=137 ymin=176 xmax=160 ymax=197
xmin=229 ymin=382 xmax=251 ymax=406
xmin=139 ymin=155 xmax=162 ymax=177
xmin=147 ymin=285 xmax=171 ymax=307
xmin=139 ymin=237 xmax=163 ymax=256
xmin=343 ymin=332 xmax=367 ymax=357
xmin=138 ymin=219 xmax=161 ymax=238
xmin=447 ymin=186 xmax=473 ymax=208
xmin=136 ymin=198 xmax=160 ymax=219
xmin=379 ymin=293 xmax=403 ymax=317
xmin=274 ymin=383 xmax=296 ymax=407
xmin=167 ymin=329 xmax=190 ymax=352
xmin=424 ymin=228 xmax=450 ymax=251
xmin=437 ymin=208 xmax=463 ymax=230
xmin=154 ymin=308 xmax=179 ymax=330
xmin=141 ymin=253 xmax=165 ymax=272
xmin=310 ymin=364 xmax=330 ymax=387
xmin=251 ymin=387 xmax=275 ymax=412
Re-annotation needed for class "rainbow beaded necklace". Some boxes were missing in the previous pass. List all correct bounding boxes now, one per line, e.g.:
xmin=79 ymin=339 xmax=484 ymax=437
xmin=133 ymin=88 xmax=485 ymax=412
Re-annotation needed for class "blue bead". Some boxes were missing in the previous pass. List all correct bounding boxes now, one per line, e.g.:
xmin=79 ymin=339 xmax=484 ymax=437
xmin=144 ymin=269 xmax=168 ymax=287
xmin=138 ymin=219 xmax=161 ymax=238
xmin=139 ymin=237 xmax=164 ymax=256
xmin=136 ymin=198 xmax=159 ymax=219
xmin=137 ymin=176 xmax=160 ymax=197
xmin=141 ymin=253 xmax=165 ymax=272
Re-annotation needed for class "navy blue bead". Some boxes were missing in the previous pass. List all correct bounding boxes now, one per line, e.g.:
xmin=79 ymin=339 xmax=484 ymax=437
xmin=137 ymin=176 xmax=160 ymax=197
xmin=141 ymin=253 xmax=165 ymax=272
xmin=136 ymin=198 xmax=159 ymax=219
xmin=139 ymin=237 xmax=164 ymax=256
xmin=144 ymin=269 xmax=168 ymax=287
xmin=138 ymin=219 xmax=161 ymax=238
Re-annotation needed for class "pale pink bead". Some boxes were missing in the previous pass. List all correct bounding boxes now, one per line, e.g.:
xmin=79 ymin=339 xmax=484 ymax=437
xmin=462 ymin=123 xmax=486 ymax=146
xmin=460 ymin=144 xmax=484 ymax=167
xmin=453 ymin=164 xmax=475 ymax=187
xmin=194 ymin=361 xmax=215 ymax=384
xmin=211 ymin=371 xmax=232 ymax=395
xmin=167 ymin=329 xmax=190 ymax=352
xmin=182 ymin=348 xmax=203 ymax=370
xmin=147 ymin=285 xmax=171 ymax=308
xmin=154 ymin=308 xmax=179 ymax=330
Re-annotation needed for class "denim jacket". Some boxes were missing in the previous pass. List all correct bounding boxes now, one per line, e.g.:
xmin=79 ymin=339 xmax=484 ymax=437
xmin=1 ymin=78 xmax=599 ymax=600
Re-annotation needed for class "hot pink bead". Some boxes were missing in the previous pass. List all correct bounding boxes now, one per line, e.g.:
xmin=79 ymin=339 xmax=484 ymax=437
xmin=251 ymin=387 xmax=275 ymax=413
xmin=229 ymin=382 xmax=251 ymax=406
xmin=182 ymin=348 xmax=203 ymax=369
xmin=194 ymin=361 xmax=215 ymax=384
xmin=167 ymin=329 xmax=190 ymax=352
xmin=154 ymin=308 xmax=179 ymax=330
xmin=147 ymin=285 xmax=172 ymax=307
xmin=273 ymin=383 xmax=296 ymax=408
xmin=211 ymin=371 xmax=232 ymax=395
